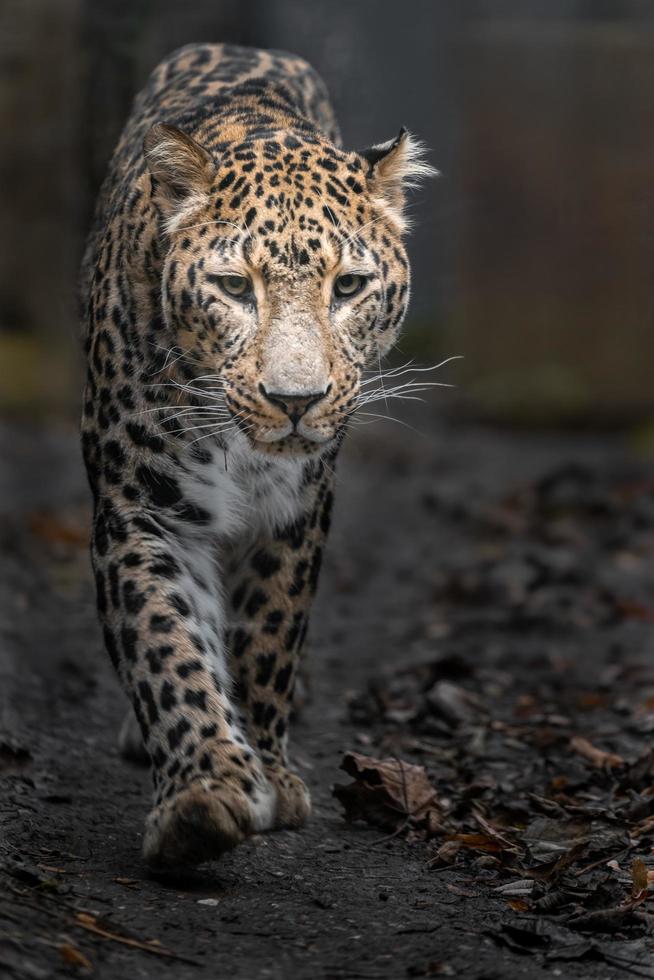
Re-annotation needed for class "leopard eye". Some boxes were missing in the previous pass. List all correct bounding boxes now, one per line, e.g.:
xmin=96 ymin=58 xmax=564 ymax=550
xmin=219 ymin=275 xmax=252 ymax=299
xmin=334 ymin=273 xmax=367 ymax=299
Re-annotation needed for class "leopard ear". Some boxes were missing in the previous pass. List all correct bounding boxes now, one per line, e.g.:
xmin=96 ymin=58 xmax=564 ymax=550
xmin=360 ymin=128 xmax=437 ymax=229
xmin=144 ymin=123 xmax=213 ymax=227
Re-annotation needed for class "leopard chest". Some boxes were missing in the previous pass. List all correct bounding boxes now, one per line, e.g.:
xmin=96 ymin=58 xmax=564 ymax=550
xmin=179 ymin=439 xmax=308 ymax=542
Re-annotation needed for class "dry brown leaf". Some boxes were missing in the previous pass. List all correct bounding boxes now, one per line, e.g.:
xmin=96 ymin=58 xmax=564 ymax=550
xmin=508 ymin=898 xmax=530 ymax=913
xmin=632 ymin=858 xmax=649 ymax=897
xmin=446 ymin=882 xmax=476 ymax=898
xmin=59 ymin=944 xmax=92 ymax=970
xmin=333 ymin=752 xmax=440 ymax=834
xmin=614 ymin=598 xmax=654 ymax=623
xmin=74 ymin=912 xmax=197 ymax=965
xmin=632 ymin=813 xmax=654 ymax=838
xmin=30 ymin=511 xmax=88 ymax=548
xmin=474 ymin=812 xmax=520 ymax=853
xmin=428 ymin=839 xmax=462 ymax=867
xmin=576 ymin=692 xmax=608 ymax=710
xmin=446 ymin=832 xmax=505 ymax=853
xmin=569 ymin=735 xmax=624 ymax=769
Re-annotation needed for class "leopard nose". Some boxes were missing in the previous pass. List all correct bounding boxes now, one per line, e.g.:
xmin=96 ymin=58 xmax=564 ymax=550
xmin=259 ymin=384 xmax=329 ymax=426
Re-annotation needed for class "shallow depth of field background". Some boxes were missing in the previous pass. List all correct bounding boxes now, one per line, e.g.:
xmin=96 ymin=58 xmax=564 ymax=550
xmin=1 ymin=0 xmax=653 ymax=428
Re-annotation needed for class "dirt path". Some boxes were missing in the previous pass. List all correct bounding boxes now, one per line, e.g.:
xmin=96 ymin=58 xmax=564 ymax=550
xmin=2 ymin=413 xmax=654 ymax=979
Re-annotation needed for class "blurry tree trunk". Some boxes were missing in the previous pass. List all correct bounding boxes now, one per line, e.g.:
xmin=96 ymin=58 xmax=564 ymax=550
xmin=0 ymin=0 xmax=81 ymax=334
xmin=458 ymin=19 xmax=654 ymax=421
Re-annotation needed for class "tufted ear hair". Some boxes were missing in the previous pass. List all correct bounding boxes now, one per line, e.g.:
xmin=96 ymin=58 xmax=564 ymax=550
xmin=360 ymin=128 xmax=437 ymax=229
xmin=144 ymin=123 xmax=214 ymax=229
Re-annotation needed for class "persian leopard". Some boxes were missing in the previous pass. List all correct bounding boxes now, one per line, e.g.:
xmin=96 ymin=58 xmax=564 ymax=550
xmin=80 ymin=42 xmax=434 ymax=868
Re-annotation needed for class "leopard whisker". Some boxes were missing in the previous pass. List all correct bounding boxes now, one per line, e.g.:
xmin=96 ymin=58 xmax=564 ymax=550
xmin=359 ymin=383 xmax=451 ymax=402
xmin=178 ymin=419 xmax=241 ymax=435
xmin=354 ymin=410 xmax=425 ymax=436
xmin=339 ymin=217 xmax=383 ymax=250
xmin=186 ymin=413 xmax=254 ymax=447
xmin=144 ymin=341 xmax=205 ymax=375
xmin=361 ymin=355 xmax=463 ymax=385
xmin=145 ymin=381 xmax=229 ymax=403
xmin=160 ymin=409 xmax=232 ymax=425
xmin=128 ymin=402 xmax=231 ymax=419
xmin=357 ymin=382 xmax=453 ymax=408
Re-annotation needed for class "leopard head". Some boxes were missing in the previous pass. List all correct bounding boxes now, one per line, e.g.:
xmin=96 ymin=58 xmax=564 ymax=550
xmin=145 ymin=122 xmax=434 ymax=457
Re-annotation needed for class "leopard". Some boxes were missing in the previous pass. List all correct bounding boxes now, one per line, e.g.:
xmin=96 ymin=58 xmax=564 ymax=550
xmin=80 ymin=42 xmax=434 ymax=868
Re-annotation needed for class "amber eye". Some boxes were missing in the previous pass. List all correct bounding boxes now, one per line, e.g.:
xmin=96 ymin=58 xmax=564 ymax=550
xmin=219 ymin=275 xmax=252 ymax=299
xmin=334 ymin=273 xmax=367 ymax=299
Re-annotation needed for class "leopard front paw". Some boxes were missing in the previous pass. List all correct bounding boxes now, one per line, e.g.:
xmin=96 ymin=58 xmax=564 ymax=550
xmin=143 ymin=771 xmax=275 ymax=869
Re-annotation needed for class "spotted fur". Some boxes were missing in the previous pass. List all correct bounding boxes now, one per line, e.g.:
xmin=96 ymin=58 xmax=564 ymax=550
xmin=81 ymin=43 xmax=432 ymax=867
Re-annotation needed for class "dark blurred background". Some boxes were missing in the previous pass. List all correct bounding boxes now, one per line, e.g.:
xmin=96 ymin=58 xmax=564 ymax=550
xmin=1 ymin=0 xmax=653 ymax=428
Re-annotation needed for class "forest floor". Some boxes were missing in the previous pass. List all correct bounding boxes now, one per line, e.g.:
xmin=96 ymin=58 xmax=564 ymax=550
xmin=2 ymin=407 xmax=654 ymax=980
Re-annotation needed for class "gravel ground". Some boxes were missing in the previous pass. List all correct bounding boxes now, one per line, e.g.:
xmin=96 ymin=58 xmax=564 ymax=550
xmin=1 ymin=408 xmax=654 ymax=980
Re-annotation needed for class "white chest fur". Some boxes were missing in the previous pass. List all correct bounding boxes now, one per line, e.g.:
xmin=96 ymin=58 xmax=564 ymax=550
xmin=180 ymin=433 xmax=308 ymax=541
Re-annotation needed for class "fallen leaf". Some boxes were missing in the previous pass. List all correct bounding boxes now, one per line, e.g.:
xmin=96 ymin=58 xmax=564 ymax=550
xmin=569 ymin=736 xmax=624 ymax=769
xmin=568 ymin=903 xmax=641 ymax=932
xmin=74 ymin=912 xmax=198 ymax=965
xmin=446 ymin=833 xmax=505 ymax=853
xmin=508 ymin=898 xmax=530 ymax=912
xmin=427 ymin=839 xmax=461 ymax=867
xmin=494 ymin=880 xmax=536 ymax=897
xmin=59 ymin=944 xmax=92 ymax=970
xmin=425 ymin=680 xmax=481 ymax=726
xmin=333 ymin=752 xmax=440 ymax=834
xmin=613 ymin=598 xmax=654 ymax=623
xmin=631 ymin=857 xmax=650 ymax=898
xmin=576 ymin=692 xmax=608 ymax=710
xmin=632 ymin=813 xmax=654 ymax=838
xmin=474 ymin=812 xmax=520 ymax=853
xmin=446 ymin=882 xmax=476 ymax=897
xmin=29 ymin=511 xmax=88 ymax=548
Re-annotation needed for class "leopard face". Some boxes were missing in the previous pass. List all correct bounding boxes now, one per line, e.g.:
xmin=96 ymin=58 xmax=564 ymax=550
xmin=146 ymin=124 xmax=432 ymax=457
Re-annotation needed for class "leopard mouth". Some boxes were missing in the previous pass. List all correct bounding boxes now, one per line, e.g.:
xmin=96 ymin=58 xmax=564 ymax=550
xmin=234 ymin=412 xmax=335 ymax=447
xmin=246 ymin=424 xmax=339 ymax=458
xmin=257 ymin=425 xmax=332 ymax=445
xmin=251 ymin=430 xmax=331 ymax=454
xmin=227 ymin=398 xmax=343 ymax=455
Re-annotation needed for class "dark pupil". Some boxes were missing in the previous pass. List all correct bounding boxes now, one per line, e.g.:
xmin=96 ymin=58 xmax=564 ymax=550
xmin=228 ymin=277 xmax=243 ymax=291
